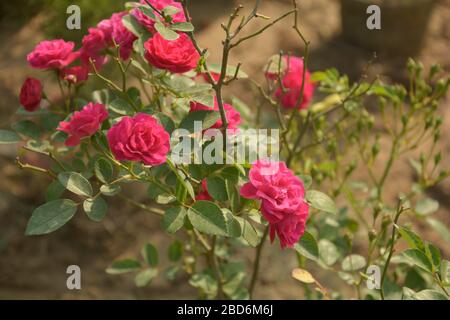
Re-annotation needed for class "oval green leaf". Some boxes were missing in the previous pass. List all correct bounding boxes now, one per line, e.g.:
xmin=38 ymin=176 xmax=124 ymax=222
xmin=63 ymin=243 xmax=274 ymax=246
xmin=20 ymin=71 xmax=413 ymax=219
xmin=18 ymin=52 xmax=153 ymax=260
xmin=25 ymin=199 xmax=78 ymax=235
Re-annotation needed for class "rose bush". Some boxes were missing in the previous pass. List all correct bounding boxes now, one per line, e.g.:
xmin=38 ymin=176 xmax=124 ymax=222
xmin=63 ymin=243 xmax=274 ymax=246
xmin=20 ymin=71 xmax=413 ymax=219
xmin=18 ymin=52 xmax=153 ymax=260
xmin=1 ymin=0 xmax=449 ymax=300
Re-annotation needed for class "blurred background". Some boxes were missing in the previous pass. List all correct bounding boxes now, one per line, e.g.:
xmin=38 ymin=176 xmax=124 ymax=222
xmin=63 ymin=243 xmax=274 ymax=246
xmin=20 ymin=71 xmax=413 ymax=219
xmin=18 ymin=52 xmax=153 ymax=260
xmin=0 ymin=0 xmax=449 ymax=299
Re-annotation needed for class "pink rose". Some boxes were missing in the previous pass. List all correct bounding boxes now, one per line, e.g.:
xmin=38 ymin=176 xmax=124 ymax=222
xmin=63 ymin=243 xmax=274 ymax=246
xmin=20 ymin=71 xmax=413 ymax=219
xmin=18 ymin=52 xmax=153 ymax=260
xmin=80 ymin=27 xmax=109 ymax=69
xmin=132 ymin=0 xmax=186 ymax=32
xmin=107 ymin=113 xmax=170 ymax=166
xmin=240 ymin=160 xmax=309 ymax=248
xmin=60 ymin=65 xmax=89 ymax=84
xmin=196 ymin=179 xmax=212 ymax=201
xmin=58 ymin=103 xmax=108 ymax=147
xmin=19 ymin=77 xmax=42 ymax=112
xmin=189 ymin=98 xmax=241 ymax=131
xmin=144 ymin=32 xmax=199 ymax=74
xmin=266 ymin=56 xmax=315 ymax=110
xmin=27 ymin=40 xmax=79 ymax=70
xmin=110 ymin=12 xmax=138 ymax=60
xmin=97 ymin=18 xmax=114 ymax=44
xmin=269 ymin=211 xmax=308 ymax=249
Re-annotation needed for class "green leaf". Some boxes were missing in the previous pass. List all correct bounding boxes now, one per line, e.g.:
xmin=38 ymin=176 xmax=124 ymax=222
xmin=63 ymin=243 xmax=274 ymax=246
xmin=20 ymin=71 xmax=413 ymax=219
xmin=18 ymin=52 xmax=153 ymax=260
xmin=0 ymin=129 xmax=21 ymax=144
xmin=100 ymin=184 xmax=121 ymax=197
xmin=401 ymin=249 xmax=433 ymax=273
xmin=147 ymin=180 xmax=167 ymax=199
xmin=83 ymin=197 xmax=107 ymax=222
xmin=220 ymin=167 xmax=240 ymax=183
xmin=441 ymin=260 xmax=450 ymax=283
xmin=188 ymin=201 xmax=228 ymax=236
xmin=138 ymin=5 xmax=156 ymax=20
xmin=411 ymin=290 xmax=448 ymax=300
xmin=237 ymin=218 xmax=260 ymax=247
xmin=122 ymin=14 xmax=146 ymax=37
xmin=155 ymin=21 xmax=179 ymax=40
xmin=106 ymin=259 xmax=141 ymax=275
xmin=168 ymin=240 xmax=183 ymax=262
xmin=415 ymin=198 xmax=439 ymax=216
xmin=426 ymin=218 xmax=450 ymax=243
xmin=179 ymin=110 xmax=220 ymax=133
xmin=225 ymin=179 xmax=239 ymax=213
xmin=224 ymin=209 xmax=242 ymax=238
xmin=397 ymin=226 xmax=425 ymax=250
xmin=341 ymin=254 xmax=366 ymax=272
xmin=11 ymin=120 xmax=41 ymax=139
xmin=171 ymin=22 xmax=194 ymax=32
xmin=206 ymin=176 xmax=228 ymax=202
xmin=154 ymin=112 xmax=175 ymax=134
xmin=292 ymin=268 xmax=316 ymax=284
xmin=306 ymin=190 xmax=337 ymax=214
xmin=425 ymin=243 xmax=441 ymax=271
xmin=165 ymin=266 xmax=180 ymax=281
xmin=192 ymin=93 xmax=215 ymax=108
xmin=141 ymin=243 xmax=158 ymax=266
xmin=95 ymin=158 xmax=113 ymax=184
xmin=134 ymin=268 xmax=158 ymax=287
xmin=162 ymin=5 xmax=180 ymax=16
xmin=294 ymin=231 xmax=319 ymax=261
xmin=25 ymin=199 xmax=78 ymax=235
xmin=162 ymin=206 xmax=186 ymax=234
xmin=109 ymin=98 xmax=134 ymax=115
xmin=45 ymin=180 xmax=65 ymax=202
xmin=189 ymin=271 xmax=218 ymax=299
xmin=58 ymin=172 xmax=93 ymax=197
xmin=318 ymin=239 xmax=339 ymax=266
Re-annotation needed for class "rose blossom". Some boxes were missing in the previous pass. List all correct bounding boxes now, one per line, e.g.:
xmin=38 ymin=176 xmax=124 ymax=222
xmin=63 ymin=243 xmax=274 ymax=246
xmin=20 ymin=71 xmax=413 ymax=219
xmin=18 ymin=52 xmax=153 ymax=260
xmin=196 ymin=179 xmax=212 ymax=201
xmin=27 ymin=39 xmax=79 ymax=70
xmin=132 ymin=0 xmax=186 ymax=32
xmin=269 ymin=211 xmax=308 ymax=249
xmin=107 ymin=113 xmax=170 ymax=166
xmin=240 ymin=160 xmax=309 ymax=248
xmin=19 ymin=77 xmax=42 ymax=112
xmin=97 ymin=18 xmax=114 ymax=44
xmin=58 ymin=103 xmax=108 ymax=147
xmin=110 ymin=12 xmax=138 ymax=60
xmin=144 ymin=32 xmax=200 ymax=74
xmin=60 ymin=65 xmax=89 ymax=84
xmin=189 ymin=98 xmax=241 ymax=131
xmin=80 ymin=27 xmax=108 ymax=69
xmin=266 ymin=56 xmax=315 ymax=110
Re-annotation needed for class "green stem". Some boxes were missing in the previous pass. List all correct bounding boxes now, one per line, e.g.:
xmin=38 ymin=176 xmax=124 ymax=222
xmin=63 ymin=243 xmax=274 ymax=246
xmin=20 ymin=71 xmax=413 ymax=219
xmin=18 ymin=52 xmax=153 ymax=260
xmin=380 ymin=203 xmax=405 ymax=300
xmin=249 ymin=226 xmax=269 ymax=299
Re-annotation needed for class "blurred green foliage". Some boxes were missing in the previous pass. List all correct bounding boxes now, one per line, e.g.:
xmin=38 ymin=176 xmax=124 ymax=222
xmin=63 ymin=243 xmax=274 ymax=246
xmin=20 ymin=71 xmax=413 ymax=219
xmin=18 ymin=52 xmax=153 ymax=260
xmin=1 ymin=0 xmax=129 ymax=42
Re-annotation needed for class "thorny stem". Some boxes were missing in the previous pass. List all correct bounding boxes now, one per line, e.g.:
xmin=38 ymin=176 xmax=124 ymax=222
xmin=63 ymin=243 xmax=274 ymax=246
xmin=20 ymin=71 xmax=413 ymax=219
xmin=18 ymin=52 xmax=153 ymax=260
xmin=15 ymin=157 xmax=56 ymax=179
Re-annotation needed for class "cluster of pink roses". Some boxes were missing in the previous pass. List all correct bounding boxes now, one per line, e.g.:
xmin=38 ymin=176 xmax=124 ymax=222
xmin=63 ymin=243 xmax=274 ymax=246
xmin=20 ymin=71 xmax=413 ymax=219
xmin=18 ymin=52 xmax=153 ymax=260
xmin=240 ymin=160 xmax=309 ymax=248
xmin=18 ymin=0 xmax=313 ymax=249
xmin=19 ymin=0 xmax=202 ymax=111
xmin=266 ymin=55 xmax=315 ymax=109
xmin=57 ymin=103 xmax=170 ymax=166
